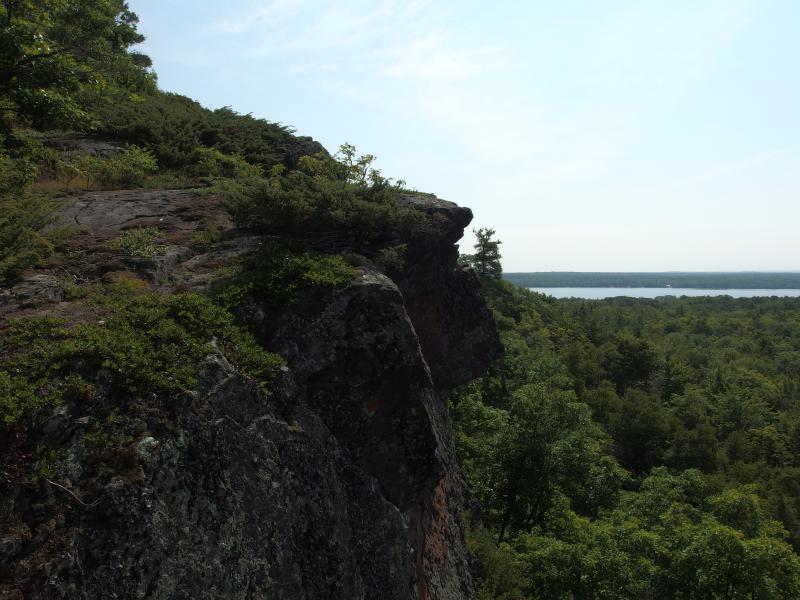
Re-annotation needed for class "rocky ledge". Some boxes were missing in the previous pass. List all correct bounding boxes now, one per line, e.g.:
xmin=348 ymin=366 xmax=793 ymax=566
xmin=0 ymin=190 xmax=500 ymax=599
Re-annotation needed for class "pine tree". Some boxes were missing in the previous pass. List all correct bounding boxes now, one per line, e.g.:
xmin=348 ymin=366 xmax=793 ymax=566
xmin=471 ymin=227 xmax=503 ymax=279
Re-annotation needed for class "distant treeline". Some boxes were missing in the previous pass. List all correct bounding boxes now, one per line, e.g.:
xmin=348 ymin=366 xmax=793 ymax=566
xmin=504 ymin=272 xmax=800 ymax=289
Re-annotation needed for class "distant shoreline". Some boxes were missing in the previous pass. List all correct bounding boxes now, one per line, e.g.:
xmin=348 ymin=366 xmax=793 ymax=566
xmin=504 ymin=272 xmax=800 ymax=289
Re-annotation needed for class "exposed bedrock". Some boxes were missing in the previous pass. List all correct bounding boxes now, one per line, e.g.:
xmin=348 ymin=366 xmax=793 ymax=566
xmin=0 ymin=192 xmax=500 ymax=599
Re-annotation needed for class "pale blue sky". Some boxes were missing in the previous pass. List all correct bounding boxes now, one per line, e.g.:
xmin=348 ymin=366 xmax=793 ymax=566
xmin=134 ymin=0 xmax=800 ymax=271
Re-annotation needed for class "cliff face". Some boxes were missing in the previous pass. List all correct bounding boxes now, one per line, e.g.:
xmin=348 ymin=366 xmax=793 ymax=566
xmin=0 ymin=192 xmax=500 ymax=599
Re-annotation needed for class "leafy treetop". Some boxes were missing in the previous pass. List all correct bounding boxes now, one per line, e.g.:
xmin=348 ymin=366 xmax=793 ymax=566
xmin=467 ymin=227 xmax=503 ymax=280
xmin=0 ymin=0 xmax=154 ymax=132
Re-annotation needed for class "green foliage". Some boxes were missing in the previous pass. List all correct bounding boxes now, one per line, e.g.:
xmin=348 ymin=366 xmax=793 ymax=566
xmin=334 ymin=142 xmax=406 ymax=187
xmin=621 ymin=470 xmax=800 ymax=599
xmin=507 ymin=495 xmax=660 ymax=599
xmin=470 ymin=469 xmax=800 ymax=599
xmin=212 ymin=241 xmax=356 ymax=312
xmin=189 ymin=227 xmax=222 ymax=250
xmin=90 ymin=92 xmax=297 ymax=171
xmin=455 ymin=246 xmax=800 ymax=596
xmin=0 ymin=192 xmax=55 ymax=281
xmin=0 ymin=284 xmax=283 ymax=425
xmin=297 ymin=151 xmax=345 ymax=181
xmin=193 ymin=146 xmax=262 ymax=180
xmin=335 ymin=142 xmax=377 ymax=184
xmin=464 ymin=227 xmax=502 ymax=279
xmin=224 ymin=160 xmax=426 ymax=253
xmin=108 ymin=226 xmax=164 ymax=257
xmin=0 ymin=152 xmax=59 ymax=282
xmin=455 ymin=381 xmax=625 ymax=542
xmin=467 ymin=524 xmax=527 ymax=600
xmin=296 ymin=143 xmax=406 ymax=187
xmin=601 ymin=333 xmax=658 ymax=393
xmin=31 ymin=444 xmax=62 ymax=481
xmin=57 ymin=145 xmax=157 ymax=188
xmin=0 ymin=0 xmax=154 ymax=132
xmin=0 ymin=148 xmax=37 ymax=189
xmin=82 ymin=414 xmax=134 ymax=449
xmin=0 ymin=371 xmax=39 ymax=424
xmin=610 ymin=388 xmax=677 ymax=473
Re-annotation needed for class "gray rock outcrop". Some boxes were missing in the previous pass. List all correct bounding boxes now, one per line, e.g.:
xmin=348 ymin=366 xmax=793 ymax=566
xmin=0 ymin=192 xmax=500 ymax=599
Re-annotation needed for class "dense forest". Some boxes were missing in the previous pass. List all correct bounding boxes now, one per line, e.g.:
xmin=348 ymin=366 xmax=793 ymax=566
xmin=458 ymin=236 xmax=800 ymax=598
xmin=505 ymin=272 xmax=800 ymax=289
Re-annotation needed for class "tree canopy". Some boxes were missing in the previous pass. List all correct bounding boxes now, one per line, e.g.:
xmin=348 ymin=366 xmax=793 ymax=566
xmin=454 ymin=239 xmax=800 ymax=598
xmin=0 ymin=0 xmax=154 ymax=132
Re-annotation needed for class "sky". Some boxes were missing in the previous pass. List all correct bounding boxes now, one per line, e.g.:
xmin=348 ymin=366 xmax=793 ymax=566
xmin=133 ymin=0 xmax=800 ymax=272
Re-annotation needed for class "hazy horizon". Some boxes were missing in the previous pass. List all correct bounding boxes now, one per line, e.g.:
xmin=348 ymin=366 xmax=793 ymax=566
xmin=134 ymin=0 xmax=800 ymax=272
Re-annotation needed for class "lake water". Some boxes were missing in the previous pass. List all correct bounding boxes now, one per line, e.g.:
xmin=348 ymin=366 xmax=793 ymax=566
xmin=530 ymin=287 xmax=800 ymax=299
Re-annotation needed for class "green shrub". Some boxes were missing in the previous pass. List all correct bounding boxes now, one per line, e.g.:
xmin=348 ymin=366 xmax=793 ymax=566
xmin=189 ymin=227 xmax=222 ymax=250
xmin=224 ymin=170 xmax=428 ymax=250
xmin=83 ymin=415 xmax=135 ymax=449
xmin=0 ymin=151 xmax=37 ymax=190
xmin=193 ymin=146 xmax=263 ymax=179
xmin=297 ymin=151 xmax=346 ymax=181
xmin=31 ymin=444 xmax=62 ymax=481
xmin=90 ymin=92 xmax=302 ymax=171
xmin=0 ymin=193 xmax=57 ymax=282
xmin=198 ymin=142 xmax=426 ymax=260
xmin=109 ymin=226 xmax=164 ymax=257
xmin=212 ymin=241 xmax=357 ymax=312
xmin=0 ymin=371 xmax=40 ymax=425
xmin=0 ymin=285 xmax=284 ymax=425
xmin=58 ymin=145 xmax=157 ymax=188
xmin=105 ymin=145 xmax=158 ymax=185
xmin=0 ymin=154 xmax=60 ymax=282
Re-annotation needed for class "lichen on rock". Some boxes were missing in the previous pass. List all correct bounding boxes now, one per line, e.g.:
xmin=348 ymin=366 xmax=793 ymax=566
xmin=0 ymin=189 xmax=499 ymax=599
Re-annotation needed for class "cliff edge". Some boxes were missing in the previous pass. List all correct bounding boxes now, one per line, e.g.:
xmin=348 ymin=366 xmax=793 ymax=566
xmin=0 ymin=189 xmax=500 ymax=599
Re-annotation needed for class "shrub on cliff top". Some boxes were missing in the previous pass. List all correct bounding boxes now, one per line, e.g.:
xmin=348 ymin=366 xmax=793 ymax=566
xmin=223 ymin=167 xmax=427 ymax=252
xmin=192 ymin=146 xmax=263 ymax=180
xmin=90 ymin=92 xmax=296 ymax=171
xmin=212 ymin=241 xmax=357 ymax=313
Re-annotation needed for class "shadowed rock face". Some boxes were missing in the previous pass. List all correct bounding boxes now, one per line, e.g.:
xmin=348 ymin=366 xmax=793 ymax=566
xmin=0 ymin=191 xmax=499 ymax=599
xmin=395 ymin=195 xmax=502 ymax=391
xmin=253 ymin=195 xmax=500 ymax=599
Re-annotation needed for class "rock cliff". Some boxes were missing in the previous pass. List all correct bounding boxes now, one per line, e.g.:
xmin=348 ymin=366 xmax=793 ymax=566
xmin=0 ymin=190 xmax=500 ymax=599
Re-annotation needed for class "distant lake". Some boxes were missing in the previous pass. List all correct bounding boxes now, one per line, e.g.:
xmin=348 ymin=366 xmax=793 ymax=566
xmin=530 ymin=287 xmax=800 ymax=299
